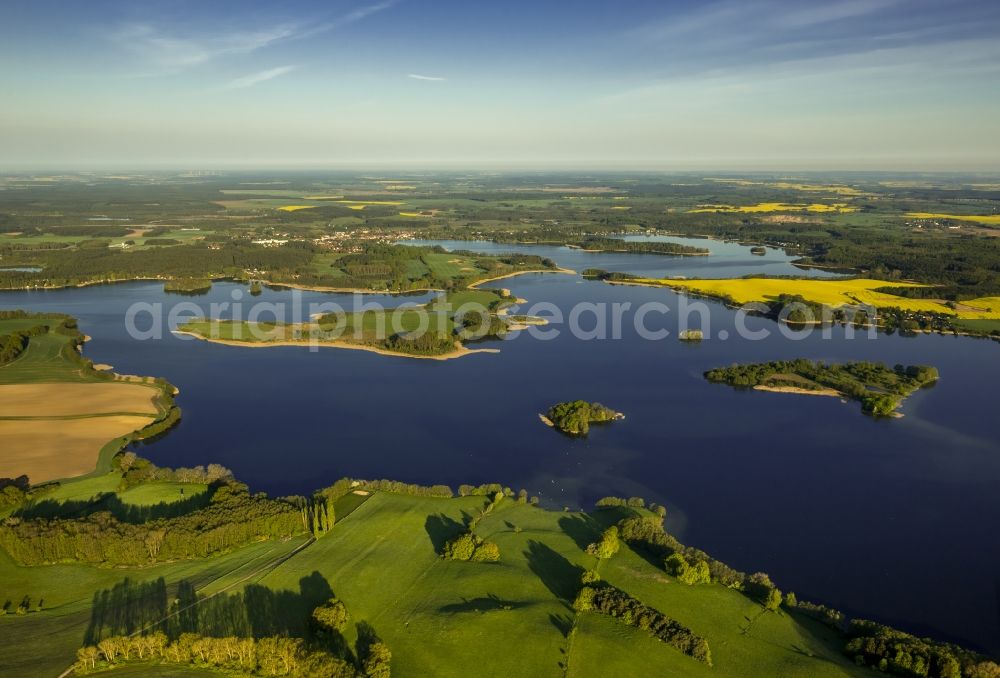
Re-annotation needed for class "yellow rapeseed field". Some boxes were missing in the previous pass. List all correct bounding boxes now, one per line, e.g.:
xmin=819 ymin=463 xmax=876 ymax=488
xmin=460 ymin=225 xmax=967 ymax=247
xmin=634 ymin=277 xmax=1000 ymax=319
xmin=906 ymin=212 xmax=1000 ymax=225
xmin=689 ymin=202 xmax=858 ymax=214
xmin=335 ymin=200 xmax=405 ymax=206
xmin=277 ymin=205 xmax=317 ymax=212
xmin=703 ymin=179 xmax=865 ymax=196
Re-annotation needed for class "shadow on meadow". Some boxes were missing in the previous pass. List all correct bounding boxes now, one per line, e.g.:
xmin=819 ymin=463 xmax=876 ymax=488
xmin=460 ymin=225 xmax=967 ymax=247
xmin=438 ymin=594 xmax=533 ymax=615
xmin=84 ymin=571 xmax=337 ymax=645
xmin=524 ymin=540 xmax=584 ymax=607
xmin=424 ymin=513 xmax=467 ymax=554
xmin=557 ymin=514 xmax=602 ymax=552
xmin=16 ymin=487 xmax=216 ymax=524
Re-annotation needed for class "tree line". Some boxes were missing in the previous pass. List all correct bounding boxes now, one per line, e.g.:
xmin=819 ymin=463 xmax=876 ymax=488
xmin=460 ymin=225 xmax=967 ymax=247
xmin=573 ymin=579 xmax=712 ymax=665
xmin=0 ymin=323 xmax=46 ymax=364
xmin=75 ymin=632 xmax=360 ymax=677
xmin=0 ymin=483 xmax=304 ymax=566
xmin=846 ymin=619 xmax=1000 ymax=678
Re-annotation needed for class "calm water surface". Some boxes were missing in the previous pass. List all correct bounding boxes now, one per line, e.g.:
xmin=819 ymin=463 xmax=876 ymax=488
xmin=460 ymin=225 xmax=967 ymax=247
xmin=2 ymin=237 xmax=999 ymax=653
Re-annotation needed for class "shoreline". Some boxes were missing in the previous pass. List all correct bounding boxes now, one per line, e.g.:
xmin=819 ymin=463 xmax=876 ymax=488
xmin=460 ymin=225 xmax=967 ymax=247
xmin=468 ymin=268 xmax=576 ymax=288
xmin=752 ymin=385 xmax=842 ymax=397
xmin=564 ymin=243 xmax=709 ymax=256
xmin=750 ymin=385 xmax=904 ymax=417
xmin=172 ymin=330 xmax=500 ymax=361
xmin=260 ymin=280 xmax=445 ymax=295
xmin=0 ymin=268 xmax=575 ymax=295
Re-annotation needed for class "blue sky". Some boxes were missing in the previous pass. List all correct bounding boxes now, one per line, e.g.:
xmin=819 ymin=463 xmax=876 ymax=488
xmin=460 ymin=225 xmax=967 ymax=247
xmin=1 ymin=0 xmax=999 ymax=169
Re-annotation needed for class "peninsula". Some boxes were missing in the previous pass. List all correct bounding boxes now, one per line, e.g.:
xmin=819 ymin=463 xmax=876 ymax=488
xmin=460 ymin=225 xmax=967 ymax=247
xmin=704 ymin=360 xmax=939 ymax=417
xmin=0 ymin=311 xmax=180 ymax=482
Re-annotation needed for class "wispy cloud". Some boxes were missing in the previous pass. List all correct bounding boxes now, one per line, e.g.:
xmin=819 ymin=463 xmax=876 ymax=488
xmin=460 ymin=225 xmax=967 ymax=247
xmin=223 ymin=65 xmax=297 ymax=90
xmin=625 ymin=0 xmax=1000 ymax=79
xmin=112 ymin=23 xmax=300 ymax=70
xmin=774 ymin=0 xmax=903 ymax=29
xmin=109 ymin=1 xmax=399 ymax=73
xmin=295 ymin=0 xmax=400 ymax=39
xmin=633 ymin=0 xmax=903 ymax=41
xmin=408 ymin=74 xmax=446 ymax=81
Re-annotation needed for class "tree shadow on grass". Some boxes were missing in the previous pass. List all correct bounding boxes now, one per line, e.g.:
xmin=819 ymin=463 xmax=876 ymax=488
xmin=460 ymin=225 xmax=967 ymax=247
xmin=242 ymin=571 xmax=334 ymax=638
xmin=438 ymin=594 xmax=532 ymax=614
xmin=355 ymin=620 xmax=388 ymax=667
xmin=588 ymin=505 xmax=638 ymax=529
xmin=84 ymin=577 xmax=169 ymax=645
xmin=425 ymin=513 xmax=466 ymax=554
xmin=549 ymin=612 xmax=575 ymax=638
xmin=558 ymin=514 xmax=602 ymax=552
xmin=524 ymin=541 xmax=584 ymax=608
xmin=84 ymin=571 xmax=336 ymax=645
xmin=17 ymin=486 xmax=216 ymax=523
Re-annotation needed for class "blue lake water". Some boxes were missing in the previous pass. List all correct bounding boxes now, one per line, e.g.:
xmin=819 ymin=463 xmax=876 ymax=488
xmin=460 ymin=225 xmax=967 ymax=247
xmin=2 ymin=238 xmax=999 ymax=653
xmin=402 ymin=235 xmax=842 ymax=279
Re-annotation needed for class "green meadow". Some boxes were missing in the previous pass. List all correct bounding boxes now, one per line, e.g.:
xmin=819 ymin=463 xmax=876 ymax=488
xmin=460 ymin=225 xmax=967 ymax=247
xmin=0 ymin=316 xmax=96 ymax=384
xmin=0 ymin=535 xmax=312 ymax=678
xmin=0 ymin=487 xmax=869 ymax=677
xmin=260 ymin=492 xmax=864 ymax=678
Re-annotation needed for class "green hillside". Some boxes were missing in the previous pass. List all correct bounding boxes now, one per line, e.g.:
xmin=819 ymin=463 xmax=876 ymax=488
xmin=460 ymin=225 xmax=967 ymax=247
xmin=0 ymin=483 xmax=881 ymax=678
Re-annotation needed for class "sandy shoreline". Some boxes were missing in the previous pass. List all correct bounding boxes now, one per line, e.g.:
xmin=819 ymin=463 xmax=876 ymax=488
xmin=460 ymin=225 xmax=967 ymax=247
xmin=261 ymin=280 xmax=445 ymax=295
xmin=173 ymin=330 xmax=500 ymax=361
xmin=753 ymin=385 xmax=842 ymax=397
xmin=1 ymin=266 xmax=576 ymax=295
xmin=468 ymin=268 xmax=576 ymax=288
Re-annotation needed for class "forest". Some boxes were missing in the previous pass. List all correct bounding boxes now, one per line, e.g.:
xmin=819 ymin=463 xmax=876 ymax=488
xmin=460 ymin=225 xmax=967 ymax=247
xmin=704 ymin=360 xmax=940 ymax=416
xmin=0 ymin=482 xmax=304 ymax=566
xmin=544 ymin=400 xmax=623 ymax=436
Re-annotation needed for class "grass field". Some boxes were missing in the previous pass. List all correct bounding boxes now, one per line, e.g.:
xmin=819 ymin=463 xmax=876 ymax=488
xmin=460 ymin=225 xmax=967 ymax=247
xmin=953 ymin=318 xmax=1000 ymax=333
xmin=118 ymin=482 xmax=208 ymax=506
xmin=0 ymin=535 xmax=311 ymax=678
xmin=0 ymin=325 xmax=95 ymax=384
xmin=0 ymin=485 xmax=927 ymax=677
xmin=252 ymin=492 xmax=866 ymax=678
xmin=183 ymin=307 xmax=456 ymax=343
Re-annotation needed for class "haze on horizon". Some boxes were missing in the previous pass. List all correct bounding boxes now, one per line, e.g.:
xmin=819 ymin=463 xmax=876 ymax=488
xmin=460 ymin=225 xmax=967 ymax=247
xmin=2 ymin=0 xmax=999 ymax=171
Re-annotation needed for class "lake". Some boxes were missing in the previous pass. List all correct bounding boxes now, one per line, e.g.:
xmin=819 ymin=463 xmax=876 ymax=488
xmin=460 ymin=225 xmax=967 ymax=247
xmin=2 ymin=237 xmax=999 ymax=654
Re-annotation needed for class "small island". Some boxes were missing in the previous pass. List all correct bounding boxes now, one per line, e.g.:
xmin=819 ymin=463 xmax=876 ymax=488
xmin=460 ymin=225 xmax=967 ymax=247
xmin=704 ymin=360 xmax=939 ymax=417
xmin=163 ymin=278 xmax=212 ymax=295
xmin=541 ymin=400 xmax=624 ymax=435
